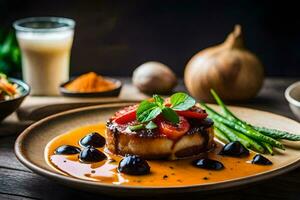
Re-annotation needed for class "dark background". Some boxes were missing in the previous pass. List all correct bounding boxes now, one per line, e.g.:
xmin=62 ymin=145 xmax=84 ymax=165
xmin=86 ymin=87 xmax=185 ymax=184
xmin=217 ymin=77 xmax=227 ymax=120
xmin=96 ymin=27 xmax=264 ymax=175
xmin=1 ymin=0 xmax=299 ymax=77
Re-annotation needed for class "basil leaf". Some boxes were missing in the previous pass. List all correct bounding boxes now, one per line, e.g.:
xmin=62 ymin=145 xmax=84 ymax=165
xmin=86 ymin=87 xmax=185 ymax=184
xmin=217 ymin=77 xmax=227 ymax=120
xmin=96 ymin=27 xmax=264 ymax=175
xmin=170 ymin=92 xmax=196 ymax=111
xmin=137 ymin=100 xmax=161 ymax=122
xmin=145 ymin=121 xmax=157 ymax=129
xmin=153 ymin=94 xmax=164 ymax=107
xmin=162 ymin=107 xmax=179 ymax=124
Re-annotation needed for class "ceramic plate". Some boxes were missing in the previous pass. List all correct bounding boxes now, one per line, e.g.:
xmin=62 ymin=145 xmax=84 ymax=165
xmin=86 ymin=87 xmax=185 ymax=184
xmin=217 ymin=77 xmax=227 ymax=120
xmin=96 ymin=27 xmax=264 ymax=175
xmin=15 ymin=103 xmax=300 ymax=196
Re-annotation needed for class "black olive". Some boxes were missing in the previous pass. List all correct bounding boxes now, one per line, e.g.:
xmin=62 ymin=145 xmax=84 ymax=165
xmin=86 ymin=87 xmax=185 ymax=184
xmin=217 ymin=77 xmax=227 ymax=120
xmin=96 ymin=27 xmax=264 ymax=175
xmin=200 ymin=118 xmax=214 ymax=128
xmin=79 ymin=132 xmax=106 ymax=148
xmin=252 ymin=154 xmax=272 ymax=165
xmin=79 ymin=147 xmax=107 ymax=162
xmin=118 ymin=155 xmax=150 ymax=175
xmin=55 ymin=145 xmax=81 ymax=155
xmin=219 ymin=141 xmax=249 ymax=157
xmin=193 ymin=158 xmax=224 ymax=170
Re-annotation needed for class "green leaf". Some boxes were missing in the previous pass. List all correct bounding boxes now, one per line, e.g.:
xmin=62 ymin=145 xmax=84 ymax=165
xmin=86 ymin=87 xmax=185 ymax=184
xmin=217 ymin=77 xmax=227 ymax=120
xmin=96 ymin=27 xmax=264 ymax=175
xmin=0 ymin=72 xmax=6 ymax=78
xmin=11 ymin=47 xmax=21 ymax=65
xmin=142 ymin=107 xmax=161 ymax=122
xmin=162 ymin=107 xmax=179 ymax=124
xmin=145 ymin=121 xmax=157 ymax=129
xmin=0 ymin=60 xmax=10 ymax=74
xmin=129 ymin=124 xmax=144 ymax=131
xmin=137 ymin=100 xmax=162 ymax=122
xmin=170 ymin=92 xmax=196 ymax=111
xmin=0 ymin=32 xmax=13 ymax=56
xmin=153 ymin=94 xmax=164 ymax=107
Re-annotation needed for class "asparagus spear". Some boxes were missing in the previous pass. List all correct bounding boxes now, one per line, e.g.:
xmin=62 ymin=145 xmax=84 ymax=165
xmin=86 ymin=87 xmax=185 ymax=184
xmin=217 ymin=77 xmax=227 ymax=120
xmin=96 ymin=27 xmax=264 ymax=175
xmin=200 ymin=102 xmax=284 ymax=150
xmin=262 ymin=142 xmax=274 ymax=155
xmin=214 ymin=121 xmax=251 ymax=148
xmin=214 ymin=127 xmax=230 ymax=144
xmin=209 ymin=89 xmax=285 ymax=150
xmin=251 ymin=125 xmax=300 ymax=141
xmin=210 ymin=87 xmax=300 ymax=141
xmin=212 ymin=88 xmax=300 ymax=141
xmin=214 ymin=119 xmax=265 ymax=153
xmin=210 ymin=89 xmax=237 ymax=121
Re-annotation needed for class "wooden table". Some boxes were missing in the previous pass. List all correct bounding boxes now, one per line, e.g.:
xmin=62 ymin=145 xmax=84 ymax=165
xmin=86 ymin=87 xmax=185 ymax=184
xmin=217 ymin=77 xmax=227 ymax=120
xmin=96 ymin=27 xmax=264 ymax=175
xmin=1 ymin=78 xmax=299 ymax=200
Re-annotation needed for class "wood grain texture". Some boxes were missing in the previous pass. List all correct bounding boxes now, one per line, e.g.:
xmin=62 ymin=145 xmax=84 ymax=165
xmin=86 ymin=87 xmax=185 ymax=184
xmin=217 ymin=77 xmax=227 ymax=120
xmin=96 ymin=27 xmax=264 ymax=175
xmin=0 ymin=193 xmax=36 ymax=200
xmin=0 ymin=78 xmax=299 ymax=199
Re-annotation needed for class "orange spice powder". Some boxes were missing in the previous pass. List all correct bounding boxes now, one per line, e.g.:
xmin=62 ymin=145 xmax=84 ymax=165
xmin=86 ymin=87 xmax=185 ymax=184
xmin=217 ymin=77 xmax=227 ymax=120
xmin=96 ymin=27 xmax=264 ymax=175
xmin=65 ymin=72 xmax=117 ymax=93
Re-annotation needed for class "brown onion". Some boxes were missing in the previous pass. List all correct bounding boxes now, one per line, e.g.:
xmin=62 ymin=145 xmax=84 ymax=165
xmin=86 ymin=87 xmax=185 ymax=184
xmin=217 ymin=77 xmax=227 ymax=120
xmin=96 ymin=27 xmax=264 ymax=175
xmin=184 ymin=25 xmax=264 ymax=101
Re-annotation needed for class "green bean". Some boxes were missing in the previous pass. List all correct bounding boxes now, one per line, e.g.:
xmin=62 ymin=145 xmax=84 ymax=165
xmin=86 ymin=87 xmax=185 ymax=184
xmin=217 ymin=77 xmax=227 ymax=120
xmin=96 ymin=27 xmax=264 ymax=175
xmin=213 ymin=127 xmax=230 ymax=144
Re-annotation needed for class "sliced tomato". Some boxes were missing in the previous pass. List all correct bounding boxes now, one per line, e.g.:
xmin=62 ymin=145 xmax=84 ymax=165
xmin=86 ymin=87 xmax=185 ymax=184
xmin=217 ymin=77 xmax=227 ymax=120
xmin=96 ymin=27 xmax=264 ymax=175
xmin=164 ymin=97 xmax=171 ymax=107
xmin=113 ymin=105 xmax=137 ymax=124
xmin=176 ymin=110 xmax=207 ymax=119
xmin=158 ymin=116 xmax=190 ymax=140
xmin=164 ymin=99 xmax=207 ymax=120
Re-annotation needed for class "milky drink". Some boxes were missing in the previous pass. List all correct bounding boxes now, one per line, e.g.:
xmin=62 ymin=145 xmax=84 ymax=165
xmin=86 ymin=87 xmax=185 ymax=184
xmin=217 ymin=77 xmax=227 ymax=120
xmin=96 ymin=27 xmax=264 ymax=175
xmin=14 ymin=17 xmax=75 ymax=95
xmin=17 ymin=31 xmax=73 ymax=95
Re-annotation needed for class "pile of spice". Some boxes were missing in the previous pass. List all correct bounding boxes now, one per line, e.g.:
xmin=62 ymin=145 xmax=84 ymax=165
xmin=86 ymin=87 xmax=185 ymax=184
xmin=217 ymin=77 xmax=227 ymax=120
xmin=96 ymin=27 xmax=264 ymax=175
xmin=65 ymin=72 xmax=117 ymax=93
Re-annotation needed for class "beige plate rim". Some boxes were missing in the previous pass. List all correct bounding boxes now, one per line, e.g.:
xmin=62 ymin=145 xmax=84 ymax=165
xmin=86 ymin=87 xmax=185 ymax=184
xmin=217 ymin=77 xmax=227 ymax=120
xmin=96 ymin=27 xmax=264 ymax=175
xmin=14 ymin=103 xmax=300 ymax=193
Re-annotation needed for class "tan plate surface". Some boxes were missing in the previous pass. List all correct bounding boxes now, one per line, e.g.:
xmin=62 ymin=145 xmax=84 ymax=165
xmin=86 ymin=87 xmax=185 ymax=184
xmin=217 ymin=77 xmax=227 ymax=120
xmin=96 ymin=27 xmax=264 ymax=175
xmin=15 ymin=103 xmax=300 ymax=196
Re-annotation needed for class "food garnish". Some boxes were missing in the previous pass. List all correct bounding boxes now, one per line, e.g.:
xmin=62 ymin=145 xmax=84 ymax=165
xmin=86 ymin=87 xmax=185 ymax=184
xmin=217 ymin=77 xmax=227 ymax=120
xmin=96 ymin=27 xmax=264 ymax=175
xmin=0 ymin=73 xmax=20 ymax=101
xmin=79 ymin=146 xmax=107 ymax=162
xmin=136 ymin=92 xmax=198 ymax=124
xmin=112 ymin=92 xmax=209 ymax=136
xmin=192 ymin=158 xmax=224 ymax=170
xmin=251 ymin=154 xmax=273 ymax=165
xmin=53 ymin=132 xmax=108 ymax=163
xmin=111 ymin=104 xmax=137 ymax=124
xmin=219 ymin=141 xmax=249 ymax=157
xmin=54 ymin=145 xmax=81 ymax=155
xmin=145 ymin=121 xmax=157 ymax=130
xmin=202 ymin=89 xmax=300 ymax=155
xmin=64 ymin=72 xmax=116 ymax=93
xmin=79 ymin=132 xmax=105 ymax=148
xmin=158 ymin=116 xmax=190 ymax=140
xmin=118 ymin=155 xmax=150 ymax=175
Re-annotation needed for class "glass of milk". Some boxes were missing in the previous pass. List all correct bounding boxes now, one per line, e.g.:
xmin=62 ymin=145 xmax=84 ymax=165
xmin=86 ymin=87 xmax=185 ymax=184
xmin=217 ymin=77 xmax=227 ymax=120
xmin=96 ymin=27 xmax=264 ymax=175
xmin=13 ymin=17 xmax=75 ymax=95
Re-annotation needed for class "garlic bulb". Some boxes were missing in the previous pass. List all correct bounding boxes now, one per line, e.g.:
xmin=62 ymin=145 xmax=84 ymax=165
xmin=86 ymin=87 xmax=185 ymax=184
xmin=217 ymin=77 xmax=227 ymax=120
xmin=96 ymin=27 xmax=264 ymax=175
xmin=132 ymin=61 xmax=177 ymax=94
xmin=184 ymin=25 xmax=264 ymax=101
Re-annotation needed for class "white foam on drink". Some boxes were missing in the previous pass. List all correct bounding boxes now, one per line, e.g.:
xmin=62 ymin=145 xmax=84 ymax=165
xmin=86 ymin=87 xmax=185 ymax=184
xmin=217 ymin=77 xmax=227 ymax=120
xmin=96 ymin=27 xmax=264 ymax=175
xmin=17 ymin=30 xmax=73 ymax=40
xmin=17 ymin=30 xmax=74 ymax=51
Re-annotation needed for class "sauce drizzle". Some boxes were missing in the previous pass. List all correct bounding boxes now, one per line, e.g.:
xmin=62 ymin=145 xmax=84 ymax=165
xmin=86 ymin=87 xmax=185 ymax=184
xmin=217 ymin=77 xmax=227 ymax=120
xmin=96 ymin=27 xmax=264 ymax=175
xmin=45 ymin=123 xmax=272 ymax=186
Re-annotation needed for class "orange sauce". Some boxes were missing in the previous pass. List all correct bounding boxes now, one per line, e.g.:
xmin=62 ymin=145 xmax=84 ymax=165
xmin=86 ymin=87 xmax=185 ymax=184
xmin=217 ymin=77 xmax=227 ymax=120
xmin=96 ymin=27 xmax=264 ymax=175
xmin=45 ymin=123 xmax=272 ymax=186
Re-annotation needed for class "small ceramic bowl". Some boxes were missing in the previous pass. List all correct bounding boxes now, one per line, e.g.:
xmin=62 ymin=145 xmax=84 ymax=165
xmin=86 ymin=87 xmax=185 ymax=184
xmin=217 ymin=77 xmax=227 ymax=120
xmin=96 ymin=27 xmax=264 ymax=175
xmin=60 ymin=77 xmax=122 ymax=98
xmin=285 ymin=81 xmax=300 ymax=120
xmin=0 ymin=78 xmax=30 ymax=122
